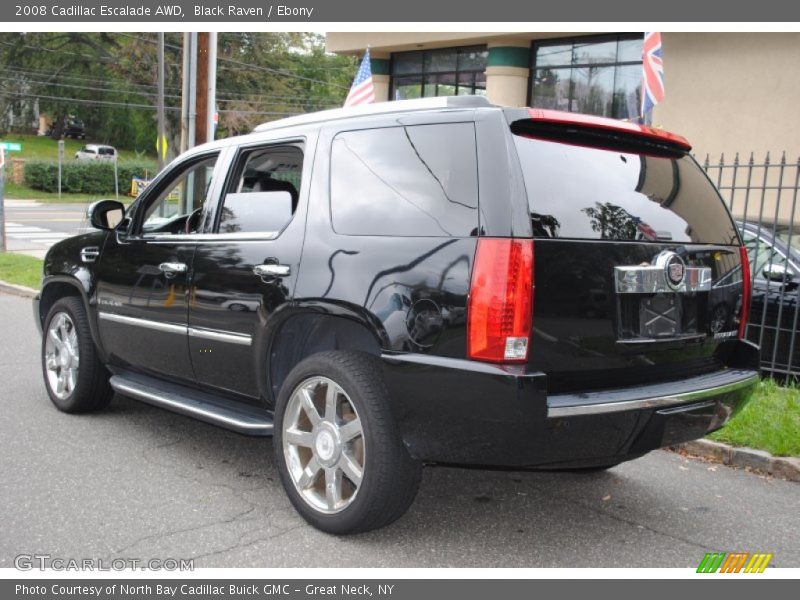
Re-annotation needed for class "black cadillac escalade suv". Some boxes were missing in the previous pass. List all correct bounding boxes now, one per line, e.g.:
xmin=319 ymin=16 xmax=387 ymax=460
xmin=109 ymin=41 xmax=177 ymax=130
xmin=33 ymin=96 xmax=759 ymax=534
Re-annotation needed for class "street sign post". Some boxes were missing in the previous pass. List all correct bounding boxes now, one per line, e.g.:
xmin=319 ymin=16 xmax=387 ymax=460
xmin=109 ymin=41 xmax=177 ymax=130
xmin=57 ymin=139 xmax=65 ymax=200
xmin=0 ymin=141 xmax=22 ymax=253
xmin=0 ymin=147 xmax=5 ymax=252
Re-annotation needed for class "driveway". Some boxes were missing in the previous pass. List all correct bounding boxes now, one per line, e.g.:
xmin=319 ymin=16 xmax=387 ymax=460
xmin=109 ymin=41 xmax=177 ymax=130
xmin=1 ymin=292 xmax=798 ymax=568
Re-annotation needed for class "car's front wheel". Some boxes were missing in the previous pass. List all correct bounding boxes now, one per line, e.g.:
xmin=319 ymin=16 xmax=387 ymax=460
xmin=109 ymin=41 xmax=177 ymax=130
xmin=42 ymin=297 xmax=113 ymax=413
xmin=274 ymin=351 xmax=422 ymax=534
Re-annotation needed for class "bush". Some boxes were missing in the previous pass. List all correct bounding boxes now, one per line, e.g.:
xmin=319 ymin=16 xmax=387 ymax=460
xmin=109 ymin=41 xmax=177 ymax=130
xmin=24 ymin=160 xmax=156 ymax=195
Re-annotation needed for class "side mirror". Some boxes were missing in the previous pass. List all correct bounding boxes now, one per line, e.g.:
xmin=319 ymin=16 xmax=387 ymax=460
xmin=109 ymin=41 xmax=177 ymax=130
xmin=88 ymin=200 xmax=126 ymax=231
xmin=762 ymin=263 xmax=794 ymax=283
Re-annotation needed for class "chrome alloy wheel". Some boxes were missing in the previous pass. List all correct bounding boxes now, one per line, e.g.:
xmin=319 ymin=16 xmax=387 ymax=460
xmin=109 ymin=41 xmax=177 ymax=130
xmin=282 ymin=376 xmax=365 ymax=514
xmin=44 ymin=312 xmax=80 ymax=400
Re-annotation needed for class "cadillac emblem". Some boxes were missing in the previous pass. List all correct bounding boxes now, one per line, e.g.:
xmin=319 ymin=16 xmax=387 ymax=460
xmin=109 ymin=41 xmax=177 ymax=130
xmin=665 ymin=253 xmax=686 ymax=288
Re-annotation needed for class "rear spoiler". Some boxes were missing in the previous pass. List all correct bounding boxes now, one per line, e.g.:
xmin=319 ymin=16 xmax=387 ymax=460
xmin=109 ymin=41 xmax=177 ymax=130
xmin=507 ymin=108 xmax=692 ymax=157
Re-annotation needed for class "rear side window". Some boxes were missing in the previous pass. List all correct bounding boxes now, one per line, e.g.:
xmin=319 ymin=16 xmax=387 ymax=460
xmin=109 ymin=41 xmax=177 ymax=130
xmin=512 ymin=136 xmax=740 ymax=245
xmin=330 ymin=123 xmax=479 ymax=237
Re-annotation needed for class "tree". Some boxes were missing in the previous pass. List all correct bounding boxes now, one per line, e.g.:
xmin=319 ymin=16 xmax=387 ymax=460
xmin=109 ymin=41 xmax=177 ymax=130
xmin=0 ymin=32 xmax=357 ymax=153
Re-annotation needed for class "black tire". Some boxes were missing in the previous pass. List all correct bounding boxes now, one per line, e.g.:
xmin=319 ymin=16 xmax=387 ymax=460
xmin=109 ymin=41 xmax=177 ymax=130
xmin=274 ymin=351 xmax=422 ymax=534
xmin=41 ymin=297 xmax=113 ymax=413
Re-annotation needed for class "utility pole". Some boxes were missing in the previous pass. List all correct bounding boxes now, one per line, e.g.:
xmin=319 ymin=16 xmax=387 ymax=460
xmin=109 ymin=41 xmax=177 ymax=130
xmin=206 ymin=32 xmax=217 ymax=144
xmin=187 ymin=32 xmax=197 ymax=152
xmin=156 ymin=32 xmax=166 ymax=171
xmin=180 ymin=32 xmax=216 ymax=151
xmin=196 ymin=32 xmax=209 ymax=146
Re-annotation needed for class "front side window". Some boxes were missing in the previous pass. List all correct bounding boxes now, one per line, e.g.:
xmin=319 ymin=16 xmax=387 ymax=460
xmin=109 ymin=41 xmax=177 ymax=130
xmin=531 ymin=34 xmax=643 ymax=120
xmin=330 ymin=123 xmax=478 ymax=237
xmin=141 ymin=154 xmax=219 ymax=234
xmin=391 ymin=46 xmax=487 ymax=100
xmin=218 ymin=145 xmax=303 ymax=234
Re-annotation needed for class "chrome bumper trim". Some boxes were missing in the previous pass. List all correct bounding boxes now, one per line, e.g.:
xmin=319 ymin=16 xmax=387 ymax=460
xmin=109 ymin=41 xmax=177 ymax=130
xmin=547 ymin=372 xmax=758 ymax=418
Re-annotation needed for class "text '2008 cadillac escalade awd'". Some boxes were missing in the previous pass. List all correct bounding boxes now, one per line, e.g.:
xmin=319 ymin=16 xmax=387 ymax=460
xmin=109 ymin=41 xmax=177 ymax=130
xmin=33 ymin=96 xmax=759 ymax=534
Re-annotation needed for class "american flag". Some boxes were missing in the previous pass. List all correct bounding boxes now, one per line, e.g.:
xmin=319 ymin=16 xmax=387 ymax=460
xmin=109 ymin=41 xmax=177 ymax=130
xmin=641 ymin=32 xmax=665 ymax=118
xmin=344 ymin=48 xmax=375 ymax=108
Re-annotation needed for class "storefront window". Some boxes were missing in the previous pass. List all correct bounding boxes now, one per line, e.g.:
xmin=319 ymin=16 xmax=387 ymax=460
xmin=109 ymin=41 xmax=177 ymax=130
xmin=391 ymin=46 xmax=488 ymax=100
xmin=530 ymin=35 xmax=643 ymax=120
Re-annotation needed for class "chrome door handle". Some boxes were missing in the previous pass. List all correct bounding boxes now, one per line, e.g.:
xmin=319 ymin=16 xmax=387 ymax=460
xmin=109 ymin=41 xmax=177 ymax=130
xmin=158 ymin=262 xmax=188 ymax=278
xmin=253 ymin=264 xmax=291 ymax=278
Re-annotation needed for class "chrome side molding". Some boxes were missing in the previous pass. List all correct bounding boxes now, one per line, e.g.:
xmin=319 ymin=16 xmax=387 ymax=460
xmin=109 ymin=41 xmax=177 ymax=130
xmin=188 ymin=327 xmax=252 ymax=346
xmin=98 ymin=312 xmax=252 ymax=345
xmin=98 ymin=312 xmax=186 ymax=335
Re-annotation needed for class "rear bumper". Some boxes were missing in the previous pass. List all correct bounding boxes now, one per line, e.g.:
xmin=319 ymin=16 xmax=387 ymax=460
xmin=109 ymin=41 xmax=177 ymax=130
xmin=381 ymin=340 xmax=759 ymax=468
xmin=547 ymin=370 xmax=757 ymax=418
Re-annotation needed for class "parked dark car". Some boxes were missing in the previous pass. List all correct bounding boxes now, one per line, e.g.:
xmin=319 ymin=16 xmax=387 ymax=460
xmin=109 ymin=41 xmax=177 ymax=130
xmin=739 ymin=221 xmax=800 ymax=375
xmin=33 ymin=96 xmax=759 ymax=534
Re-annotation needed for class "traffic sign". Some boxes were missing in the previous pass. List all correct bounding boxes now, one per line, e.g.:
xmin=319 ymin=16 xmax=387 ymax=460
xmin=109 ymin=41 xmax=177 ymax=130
xmin=156 ymin=134 xmax=168 ymax=162
xmin=0 ymin=142 xmax=22 ymax=152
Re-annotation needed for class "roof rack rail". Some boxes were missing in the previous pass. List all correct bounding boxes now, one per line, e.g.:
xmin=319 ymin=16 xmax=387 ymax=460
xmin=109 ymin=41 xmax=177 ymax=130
xmin=253 ymin=95 xmax=494 ymax=133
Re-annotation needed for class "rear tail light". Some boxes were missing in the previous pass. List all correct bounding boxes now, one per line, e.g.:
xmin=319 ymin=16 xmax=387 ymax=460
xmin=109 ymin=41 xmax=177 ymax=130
xmin=738 ymin=245 xmax=751 ymax=339
xmin=467 ymin=238 xmax=534 ymax=363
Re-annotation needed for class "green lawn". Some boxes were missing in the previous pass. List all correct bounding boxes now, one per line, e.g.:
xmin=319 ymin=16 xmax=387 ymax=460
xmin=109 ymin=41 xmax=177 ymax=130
xmin=709 ymin=378 xmax=800 ymax=457
xmin=0 ymin=252 xmax=43 ymax=289
xmin=3 ymin=181 xmax=118 ymax=203
xmin=0 ymin=133 xmax=153 ymax=163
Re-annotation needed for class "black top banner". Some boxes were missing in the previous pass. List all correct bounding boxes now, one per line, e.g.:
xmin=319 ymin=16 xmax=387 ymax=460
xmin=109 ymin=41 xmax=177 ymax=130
xmin=3 ymin=0 xmax=800 ymax=22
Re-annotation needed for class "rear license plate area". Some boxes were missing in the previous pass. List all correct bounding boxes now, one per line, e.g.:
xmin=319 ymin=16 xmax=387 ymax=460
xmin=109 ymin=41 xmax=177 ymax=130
xmin=618 ymin=293 xmax=702 ymax=340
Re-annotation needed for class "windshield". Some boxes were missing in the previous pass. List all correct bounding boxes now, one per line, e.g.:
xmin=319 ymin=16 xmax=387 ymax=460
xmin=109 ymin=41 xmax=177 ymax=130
xmin=512 ymin=135 xmax=740 ymax=245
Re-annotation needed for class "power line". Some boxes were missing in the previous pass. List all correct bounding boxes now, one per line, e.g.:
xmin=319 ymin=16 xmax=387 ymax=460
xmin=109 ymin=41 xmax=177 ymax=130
xmin=116 ymin=32 xmax=351 ymax=88
xmin=4 ymin=61 xmax=345 ymax=103
xmin=3 ymin=90 xmax=310 ymax=117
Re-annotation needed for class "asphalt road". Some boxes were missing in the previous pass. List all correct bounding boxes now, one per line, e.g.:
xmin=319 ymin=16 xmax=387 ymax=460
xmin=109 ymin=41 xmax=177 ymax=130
xmin=2 ymin=200 xmax=91 ymax=258
xmin=1 ymin=291 xmax=798 ymax=568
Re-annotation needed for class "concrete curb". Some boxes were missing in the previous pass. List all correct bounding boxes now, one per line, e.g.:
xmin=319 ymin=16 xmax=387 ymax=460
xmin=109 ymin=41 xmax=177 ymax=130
xmin=674 ymin=439 xmax=800 ymax=482
xmin=0 ymin=279 xmax=37 ymax=298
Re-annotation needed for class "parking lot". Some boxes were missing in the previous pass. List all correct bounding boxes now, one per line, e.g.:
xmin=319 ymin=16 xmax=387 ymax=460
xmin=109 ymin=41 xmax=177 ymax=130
xmin=1 ymin=291 xmax=798 ymax=568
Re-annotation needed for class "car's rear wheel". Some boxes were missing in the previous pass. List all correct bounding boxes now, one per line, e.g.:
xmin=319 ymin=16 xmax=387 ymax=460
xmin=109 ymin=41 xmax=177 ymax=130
xmin=42 ymin=297 xmax=113 ymax=413
xmin=274 ymin=351 xmax=422 ymax=534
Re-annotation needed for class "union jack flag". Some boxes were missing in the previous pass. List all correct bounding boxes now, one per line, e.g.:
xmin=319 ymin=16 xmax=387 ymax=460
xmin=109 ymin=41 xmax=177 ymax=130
xmin=641 ymin=32 xmax=665 ymax=118
xmin=344 ymin=48 xmax=375 ymax=108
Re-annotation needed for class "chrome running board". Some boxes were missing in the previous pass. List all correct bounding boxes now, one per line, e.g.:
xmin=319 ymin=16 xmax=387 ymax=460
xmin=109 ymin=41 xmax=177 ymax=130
xmin=109 ymin=374 xmax=273 ymax=436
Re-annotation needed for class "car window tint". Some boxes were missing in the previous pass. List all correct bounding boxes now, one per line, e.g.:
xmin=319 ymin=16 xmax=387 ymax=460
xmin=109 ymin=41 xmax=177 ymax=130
xmin=219 ymin=145 xmax=303 ymax=234
xmin=142 ymin=154 xmax=219 ymax=232
xmin=512 ymin=136 xmax=740 ymax=245
xmin=330 ymin=123 xmax=479 ymax=237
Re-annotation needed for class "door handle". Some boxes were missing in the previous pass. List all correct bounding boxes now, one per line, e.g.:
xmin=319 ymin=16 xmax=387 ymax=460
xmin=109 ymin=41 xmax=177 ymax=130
xmin=253 ymin=264 xmax=291 ymax=278
xmin=159 ymin=262 xmax=188 ymax=278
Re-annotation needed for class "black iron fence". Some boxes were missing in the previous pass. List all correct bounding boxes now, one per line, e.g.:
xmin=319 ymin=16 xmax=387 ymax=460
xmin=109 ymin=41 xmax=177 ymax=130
xmin=702 ymin=152 xmax=800 ymax=378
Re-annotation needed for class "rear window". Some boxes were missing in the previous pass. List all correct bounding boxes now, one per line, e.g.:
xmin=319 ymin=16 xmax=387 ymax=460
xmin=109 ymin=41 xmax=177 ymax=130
xmin=330 ymin=123 xmax=479 ymax=237
xmin=512 ymin=136 xmax=740 ymax=245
